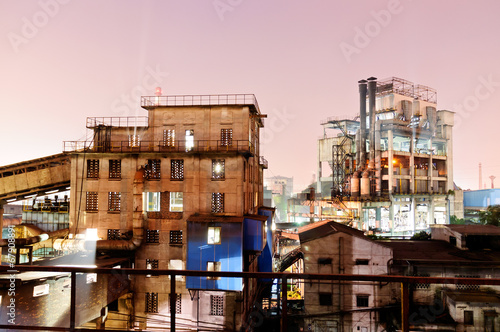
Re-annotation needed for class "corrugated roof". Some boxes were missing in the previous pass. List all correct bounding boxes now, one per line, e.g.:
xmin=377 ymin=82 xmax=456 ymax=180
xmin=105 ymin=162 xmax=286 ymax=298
xmin=298 ymin=220 xmax=367 ymax=243
xmin=446 ymin=291 xmax=500 ymax=303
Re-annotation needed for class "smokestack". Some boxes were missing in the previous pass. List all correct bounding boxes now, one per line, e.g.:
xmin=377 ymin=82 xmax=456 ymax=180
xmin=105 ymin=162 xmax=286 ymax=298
xmin=367 ymin=77 xmax=377 ymax=169
xmin=358 ymin=80 xmax=368 ymax=169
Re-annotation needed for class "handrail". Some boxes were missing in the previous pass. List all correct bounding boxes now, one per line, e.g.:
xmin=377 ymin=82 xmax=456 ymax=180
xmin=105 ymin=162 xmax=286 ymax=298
xmin=141 ymin=94 xmax=260 ymax=113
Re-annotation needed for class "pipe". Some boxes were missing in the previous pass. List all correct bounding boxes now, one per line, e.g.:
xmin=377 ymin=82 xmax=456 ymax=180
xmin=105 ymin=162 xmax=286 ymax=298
xmin=0 ymin=227 xmax=69 ymax=247
xmin=358 ymin=80 xmax=368 ymax=169
xmin=367 ymin=77 xmax=377 ymax=170
xmin=361 ymin=170 xmax=370 ymax=198
xmin=375 ymin=120 xmax=382 ymax=196
xmin=351 ymin=171 xmax=360 ymax=197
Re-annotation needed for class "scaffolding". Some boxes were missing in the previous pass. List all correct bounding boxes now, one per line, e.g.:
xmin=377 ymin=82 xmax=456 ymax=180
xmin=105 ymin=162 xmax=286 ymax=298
xmin=376 ymin=77 xmax=437 ymax=103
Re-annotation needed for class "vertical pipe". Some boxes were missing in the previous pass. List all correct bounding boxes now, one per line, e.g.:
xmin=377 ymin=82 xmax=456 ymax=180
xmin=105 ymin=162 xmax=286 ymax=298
xmin=358 ymin=80 xmax=368 ymax=169
xmin=281 ymin=275 xmax=287 ymax=332
xmin=171 ymin=273 xmax=176 ymax=332
xmin=70 ymin=271 xmax=76 ymax=331
xmin=0 ymin=203 xmax=4 ymax=240
xmin=401 ymin=281 xmax=409 ymax=332
xmin=367 ymin=77 xmax=377 ymax=170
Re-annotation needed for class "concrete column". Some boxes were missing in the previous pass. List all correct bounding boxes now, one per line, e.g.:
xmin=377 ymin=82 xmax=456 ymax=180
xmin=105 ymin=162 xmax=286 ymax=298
xmin=411 ymin=198 xmax=416 ymax=234
xmin=428 ymin=137 xmax=433 ymax=193
xmin=445 ymin=125 xmax=454 ymax=192
xmin=388 ymin=130 xmax=394 ymax=194
xmin=428 ymin=198 xmax=435 ymax=226
xmin=410 ymin=135 xmax=415 ymax=194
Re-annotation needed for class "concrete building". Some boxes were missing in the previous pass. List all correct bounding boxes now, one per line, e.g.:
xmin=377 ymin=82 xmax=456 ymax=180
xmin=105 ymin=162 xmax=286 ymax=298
xmin=0 ymin=93 xmax=274 ymax=330
xmin=317 ymin=77 xmax=462 ymax=235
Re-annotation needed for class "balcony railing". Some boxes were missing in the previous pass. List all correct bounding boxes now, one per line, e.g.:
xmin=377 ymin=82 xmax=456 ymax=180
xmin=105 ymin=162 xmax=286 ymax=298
xmin=141 ymin=94 xmax=260 ymax=113
xmin=86 ymin=116 xmax=148 ymax=129
xmin=63 ymin=139 xmax=255 ymax=154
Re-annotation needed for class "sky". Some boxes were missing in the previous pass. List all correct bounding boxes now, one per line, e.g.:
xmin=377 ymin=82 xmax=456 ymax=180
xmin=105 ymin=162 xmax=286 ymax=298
xmin=1 ymin=0 xmax=500 ymax=192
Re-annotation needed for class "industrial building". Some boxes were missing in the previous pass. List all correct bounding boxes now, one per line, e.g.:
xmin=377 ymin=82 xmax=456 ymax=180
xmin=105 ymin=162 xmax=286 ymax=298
xmin=0 ymin=93 xmax=274 ymax=330
xmin=317 ymin=77 xmax=463 ymax=235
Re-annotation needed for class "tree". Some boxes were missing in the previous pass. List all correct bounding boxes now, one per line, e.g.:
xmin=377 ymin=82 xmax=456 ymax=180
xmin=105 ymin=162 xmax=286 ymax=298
xmin=479 ymin=205 xmax=500 ymax=226
xmin=411 ymin=230 xmax=430 ymax=241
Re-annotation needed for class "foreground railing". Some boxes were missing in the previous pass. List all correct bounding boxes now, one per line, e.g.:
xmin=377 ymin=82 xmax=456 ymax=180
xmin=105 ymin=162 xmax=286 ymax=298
xmin=1 ymin=265 xmax=499 ymax=332
xmin=141 ymin=94 xmax=260 ymax=113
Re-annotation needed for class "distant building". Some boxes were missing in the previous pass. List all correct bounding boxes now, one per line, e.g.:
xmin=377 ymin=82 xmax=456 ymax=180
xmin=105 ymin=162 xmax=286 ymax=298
xmin=463 ymin=188 xmax=500 ymax=222
xmin=264 ymin=175 xmax=293 ymax=222
xmin=317 ymin=77 xmax=462 ymax=235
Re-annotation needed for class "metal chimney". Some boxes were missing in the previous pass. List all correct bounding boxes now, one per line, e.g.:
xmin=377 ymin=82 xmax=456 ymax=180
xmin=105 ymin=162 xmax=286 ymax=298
xmin=367 ymin=77 xmax=377 ymax=169
xmin=358 ymin=80 xmax=368 ymax=169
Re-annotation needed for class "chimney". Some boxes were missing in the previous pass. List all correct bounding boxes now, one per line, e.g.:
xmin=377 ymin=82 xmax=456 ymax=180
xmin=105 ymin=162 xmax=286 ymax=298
xmin=367 ymin=77 xmax=377 ymax=169
xmin=358 ymin=80 xmax=368 ymax=169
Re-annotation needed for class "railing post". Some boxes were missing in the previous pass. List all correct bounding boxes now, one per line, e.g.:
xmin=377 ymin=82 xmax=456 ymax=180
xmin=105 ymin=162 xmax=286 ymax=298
xmin=171 ymin=272 xmax=176 ymax=332
xmin=281 ymin=275 xmax=287 ymax=332
xmin=70 ymin=271 xmax=76 ymax=331
xmin=401 ymin=281 xmax=409 ymax=332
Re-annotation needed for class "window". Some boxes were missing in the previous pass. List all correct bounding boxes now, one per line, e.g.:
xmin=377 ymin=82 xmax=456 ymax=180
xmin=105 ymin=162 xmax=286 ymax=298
xmin=318 ymin=258 xmax=332 ymax=265
xmin=355 ymin=259 xmax=370 ymax=265
xmin=145 ymin=159 xmax=161 ymax=180
xmin=170 ymin=230 xmax=183 ymax=245
xmin=163 ymin=129 xmax=175 ymax=147
xmin=129 ymin=134 xmax=140 ymax=148
xmin=87 ymin=159 xmax=99 ymax=179
xmin=208 ymin=227 xmax=221 ymax=244
xmin=107 ymin=229 xmax=120 ymax=240
xmin=145 ymin=292 xmax=158 ymax=313
xmin=109 ymin=160 xmax=121 ymax=179
xmin=185 ymin=129 xmax=194 ymax=151
xmin=108 ymin=192 xmax=121 ymax=212
xmin=220 ymin=128 xmax=232 ymax=146
xmin=356 ymin=295 xmax=369 ymax=307
xmin=211 ymin=193 xmax=224 ymax=213
xmin=169 ymin=192 xmax=183 ymax=212
xmin=146 ymin=230 xmax=160 ymax=244
xmin=464 ymin=310 xmax=474 ymax=325
xmin=455 ymin=275 xmax=480 ymax=291
xmin=146 ymin=259 xmax=159 ymax=270
xmin=212 ymin=159 xmax=225 ymax=180
xmin=210 ymin=295 xmax=224 ymax=316
xmin=171 ymin=159 xmax=184 ymax=180
xmin=169 ymin=259 xmax=184 ymax=281
xmin=319 ymin=293 xmax=333 ymax=306
xmin=86 ymin=192 xmax=98 ymax=211
xmin=207 ymin=261 xmax=221 ymax=280
xmin=144 ymin=192 xmax=161 ymax=212
xmin=169 ymin=294 xmax=182 ymax=314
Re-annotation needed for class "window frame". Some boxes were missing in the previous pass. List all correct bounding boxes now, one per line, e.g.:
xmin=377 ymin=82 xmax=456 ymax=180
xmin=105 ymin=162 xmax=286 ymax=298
xmin=212 ymin=159 xmax=225 ymax=180
xmin=170 ymin=159 xmax=184 ymax=180
xmin=86 ymin=191 xmax=98 ymax=212
xmin=108 ymin=192 xmax=121 ymax=212
xmin=208 ymin=226 xmax=221 ymax=245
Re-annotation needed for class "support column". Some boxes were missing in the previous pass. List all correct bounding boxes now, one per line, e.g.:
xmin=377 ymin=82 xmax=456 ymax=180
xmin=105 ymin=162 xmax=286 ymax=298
xmin=411 ymin=198 xmax=416 ymax=234
xmin=281 ymin=276 xmax=287 ymax=332
xmin=401 ymin=282 xmax=410 ymax=332
xmin=388 ymin=130 xmax=394 ymax=194
xmin=410 ymin=135 xmax=415 ymax=195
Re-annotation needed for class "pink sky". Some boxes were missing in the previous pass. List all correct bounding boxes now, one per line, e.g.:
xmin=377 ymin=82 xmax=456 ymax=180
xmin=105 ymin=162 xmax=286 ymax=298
xmin=1 ymin=0 xmax=500 ymax=192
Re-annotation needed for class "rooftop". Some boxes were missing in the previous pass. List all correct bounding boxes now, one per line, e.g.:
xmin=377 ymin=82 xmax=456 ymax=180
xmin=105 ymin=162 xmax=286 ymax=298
xmin=443 ymin=224 xmax=500 ymax=236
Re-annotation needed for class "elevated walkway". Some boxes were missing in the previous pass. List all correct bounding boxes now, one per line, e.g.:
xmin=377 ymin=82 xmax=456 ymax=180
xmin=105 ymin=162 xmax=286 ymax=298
xmin=0 ymin=153 xmax=71 ymax=203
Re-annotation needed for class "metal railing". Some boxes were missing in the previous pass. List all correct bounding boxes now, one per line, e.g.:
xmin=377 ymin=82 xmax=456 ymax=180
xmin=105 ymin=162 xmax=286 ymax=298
xmin=63 ymin=139 xmax=255 ymax=154
xmin=1 ymin=264 xmax=500 ymax=332
xmin=141 ymin=94 xmax=260 ymax=113
xmin=86 ymin=117 xmax=149 ymax=129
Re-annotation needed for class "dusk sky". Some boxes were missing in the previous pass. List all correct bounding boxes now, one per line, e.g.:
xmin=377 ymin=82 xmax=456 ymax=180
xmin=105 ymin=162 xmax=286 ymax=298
xmin=2 ymin=1 xmax=500 ymax=192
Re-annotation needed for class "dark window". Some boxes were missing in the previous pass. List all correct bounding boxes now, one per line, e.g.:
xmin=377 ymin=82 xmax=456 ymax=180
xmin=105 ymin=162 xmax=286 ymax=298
xmin=145 ymin=292 xmax=158 ymax=313
xmin=210 ymin=295 xmax=224 ymax=316
xmin=355 ymin=259 xmax=370 ymax=265
xmin=455 ymin=275 xmax=480 ymax=291
xmin=87 ymin=160 xmax=99 ymax=179
xmin=220 ymin=129 xmax=232 ymax=146
xmin=207 ymin=261 xmax=221 ymax=280
xmin=109 ymin=160 xmax=121 ymax=179
xmin=169 ymin=293 xmax=182 ymax=314
xmin=145 ymin=159 xmax=161 ymax=180
xmin=356 ymin=295 xmax=369 ymax=307
xmin=464 ymin=310 xmax=474 ymax=325
xmin=171 ymin=159 xmax=184 ymax=180
xmin=107 ymin=229 xmax=120 ymax=240
xmin=170 ymin=230 xmax=183 ymax=245
xmin=108 ymin=192 xmax=121 ymax=212
xmin=211 ymin=193 xmax=224 ymax=213
xmin=146 ymin=259 xmax=159 ymax=270
xmin=318 ymin=258 xmax=332 ymax=265
xmin=86 ymin=192 xmax=98 ymax=211
xmin=449 ymin=236 xmax=457 ymax=246
xmin=212 ymin=159 xmax=225 ymax=180
xmin=319 ymin=293 xmax=333 ymax=306
xmin=146 ymin=230 xmax=160 ymax=244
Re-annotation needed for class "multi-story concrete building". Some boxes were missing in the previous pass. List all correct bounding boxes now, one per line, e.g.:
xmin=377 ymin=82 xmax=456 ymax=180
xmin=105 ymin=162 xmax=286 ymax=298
xmin=0 ymin=93 xmax=275 ymax=330
xmin=317 ymin=77 xmax=462 ymax=235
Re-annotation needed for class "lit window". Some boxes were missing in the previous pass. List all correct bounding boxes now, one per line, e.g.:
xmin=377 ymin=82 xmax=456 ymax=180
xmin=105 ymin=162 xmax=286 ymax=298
xmin=169 ymin=192 xmax=183 ymax=212
xmin=146 ymin=259 xmax=159 ymax=270
xmin=185 ymin=129 xmax=194 ymax=152
xmin=146 ymin=230 xmax=159 ymax=244
xmin=210 ymin=295 xmax=224 ymax=316
xmin=211 ymin=193 xmax=224 ymax=213
xmin=129 ymin=134 xmax=140 ymax=148
xmin=220 ymin=129 xmax=232 ymax=146
xmin=163 ymin=129 xmax=175 ymax=147
xmin=169 ymin=293 xmax=182 ymax=314
xmin=207 ymin=261 xmax=221 ymax=280
xmin=108 ymin=192 xmax=121 ymax=212
xmin=171 ymin=159 xmax=184 ymax=180
xmin=33 ymin=284 xmax=50 ymax=297
xmin=144 ymin=192 xmax=161 ymax=212
xmin=145 ymin=292 xmax=158 ymax=313
xmin=86 ymin=273 xmax=97 ymax=284
xmin=212 ymin=159 xmax=225 ymax=180
xmin=86 ymin=192 xmax=98 ymax=212
xmin=169 ymin=259 xmax=184 ymax=281
xmin=107 ymin=229 xmax=120 ymax=240
xmin=109 ymin=160 xmax=121 ymax=179
xmin=87 ymin=160 xmax=99 ymax=179
xmin=208 ymin=226 xmax=221 ymax=245
xmin=170 ymin=230 xmax=183 ymax=245
xmin=145 ymin=159 xmax=161 ymax=180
